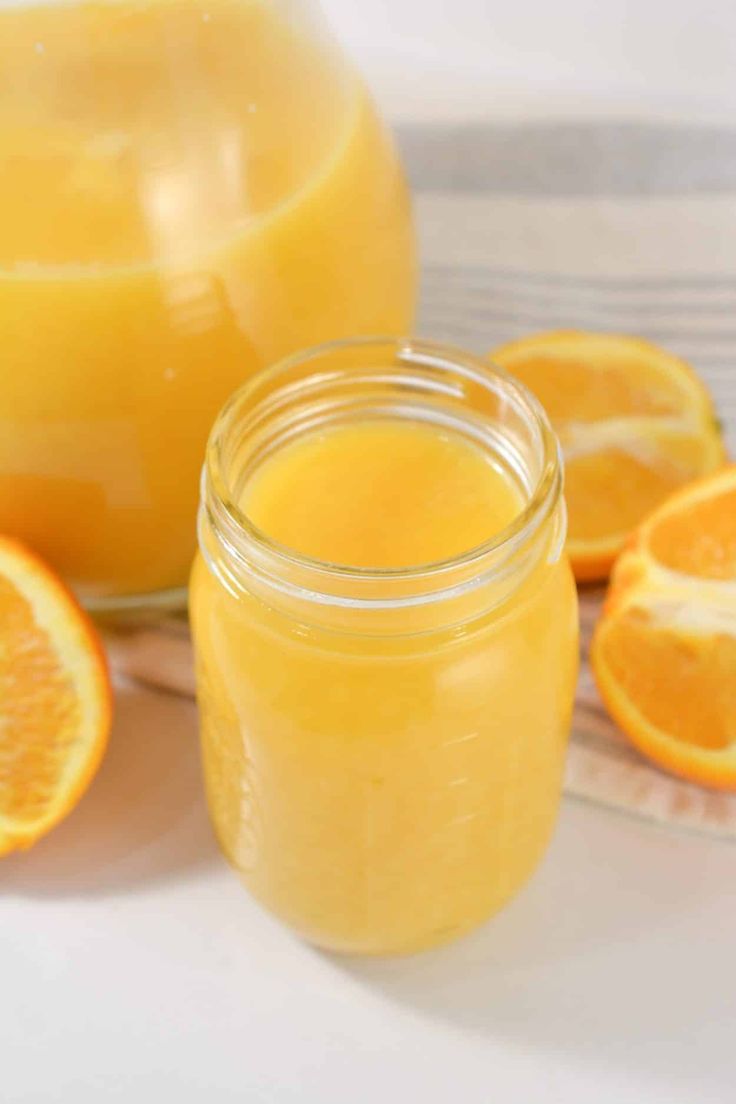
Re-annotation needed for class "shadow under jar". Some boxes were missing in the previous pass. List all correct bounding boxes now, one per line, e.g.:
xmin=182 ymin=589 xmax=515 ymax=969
xmin=0 ymin=0 xmax=415 ymax=614
xmin=190 ymin=338 xmax=579 ymax=955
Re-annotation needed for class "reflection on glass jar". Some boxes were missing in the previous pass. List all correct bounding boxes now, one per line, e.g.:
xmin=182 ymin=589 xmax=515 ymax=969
xmin=0 ymin=0 xmax=416 ymax=610
xmin=191 ymin=339 xmax=579 ymax=955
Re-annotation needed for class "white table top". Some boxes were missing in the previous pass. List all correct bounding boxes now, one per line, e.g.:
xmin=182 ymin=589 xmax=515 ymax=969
xmin=4 ymin=681 xmax=736 ymax=1103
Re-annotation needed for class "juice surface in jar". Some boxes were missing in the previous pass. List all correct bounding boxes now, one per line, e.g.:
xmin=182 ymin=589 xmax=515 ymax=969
xmin=0 ymin=0 xmax=415 ymax=608
xmin=191 ymin=340 xmax=579 ymax=955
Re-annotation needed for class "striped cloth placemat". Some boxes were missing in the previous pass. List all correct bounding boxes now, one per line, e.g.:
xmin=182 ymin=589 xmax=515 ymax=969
xmin=110 ymin=118 xmax=736 ymax=838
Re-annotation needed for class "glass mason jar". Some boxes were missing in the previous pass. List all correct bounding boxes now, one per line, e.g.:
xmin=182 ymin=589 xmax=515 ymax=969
xmin=191 ymin=338 xmax=579 ymax=955
xmin=0 ymin=0 xmax=415 ymax=613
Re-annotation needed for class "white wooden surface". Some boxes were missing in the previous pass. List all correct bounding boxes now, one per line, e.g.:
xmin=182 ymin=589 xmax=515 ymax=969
xmin=4 ymin=681 xmax=736 ymax=1103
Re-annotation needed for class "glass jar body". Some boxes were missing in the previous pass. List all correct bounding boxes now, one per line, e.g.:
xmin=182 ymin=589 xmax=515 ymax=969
xmin=0 ymin=0 xmax=415 ymax=612
xmin=190 ymin=540 xmax=578 ymax=954
xmin=190 ymin=336 xmax=579 ymax=954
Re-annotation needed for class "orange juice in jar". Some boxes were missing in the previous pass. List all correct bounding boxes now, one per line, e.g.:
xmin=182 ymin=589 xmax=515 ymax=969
xmin=0 ymin=0 xmax=415 ymax=611
xmin=190 ymin=340 xmax=579 ymax=955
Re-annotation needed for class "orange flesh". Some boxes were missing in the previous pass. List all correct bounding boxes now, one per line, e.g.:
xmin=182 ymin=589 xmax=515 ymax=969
xmin=492 ymin=332 xmax=725 ymax=580
xmin=648 ymin=488 xmax=736 ymax=580
xmin=599 ymin=605 xmax=736 ymax=752
xmin=591 ymin=466 xmax=736 ymax=788
xmin=0 ymin=576 xmax=82 ymax=824
xmin=503 ymin=348 xmax=689 ymax=422
xmin=565 ymin=438 xmax=715 ymax=544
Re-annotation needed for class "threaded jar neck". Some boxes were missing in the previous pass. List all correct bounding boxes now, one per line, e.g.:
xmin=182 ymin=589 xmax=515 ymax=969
xmin=199 ymin=337 xmax=565 ymax=634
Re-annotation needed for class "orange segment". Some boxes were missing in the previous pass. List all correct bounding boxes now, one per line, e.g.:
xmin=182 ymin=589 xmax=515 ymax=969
xmin=641 ymin=466 xmax=736 ymax=581
xmin=591 ymin=465 xmax=736 ymax=789
xmin=491 ymin=331 xmax=726 ymax=580
xmin=0 ymin=536 xmax=111 ymax=854
xmin=491 ymin=330 xmax=711 ymax=421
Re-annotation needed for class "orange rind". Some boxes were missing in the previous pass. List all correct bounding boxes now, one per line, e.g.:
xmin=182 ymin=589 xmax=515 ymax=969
xmin=592 ymin=466 xmax=736 ymax=788
xmin=0 ymin=536 xmax=112 ymax=854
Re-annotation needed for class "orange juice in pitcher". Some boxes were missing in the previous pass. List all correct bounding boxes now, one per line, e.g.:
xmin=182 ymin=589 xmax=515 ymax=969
xmin=0 ymin=0 xmax=415 ymax=610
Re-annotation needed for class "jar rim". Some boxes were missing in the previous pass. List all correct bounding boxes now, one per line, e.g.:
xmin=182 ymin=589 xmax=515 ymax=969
xmin=202 ymin=336 xmax=563 ymax=596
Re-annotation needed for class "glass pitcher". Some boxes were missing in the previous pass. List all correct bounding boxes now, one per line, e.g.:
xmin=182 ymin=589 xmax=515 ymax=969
xmin=0 ymin=0 xmax=416 ymax=613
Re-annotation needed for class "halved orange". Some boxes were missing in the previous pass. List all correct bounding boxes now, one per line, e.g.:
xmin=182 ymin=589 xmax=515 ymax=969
xmin=0 ymin=536 xmax=112 ymax=854
xmin=490 ymin=331 xmax=726 ymax=580
xmin=591 ymin=465 xmax=736 ymax=788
